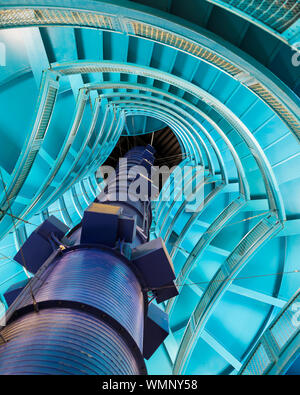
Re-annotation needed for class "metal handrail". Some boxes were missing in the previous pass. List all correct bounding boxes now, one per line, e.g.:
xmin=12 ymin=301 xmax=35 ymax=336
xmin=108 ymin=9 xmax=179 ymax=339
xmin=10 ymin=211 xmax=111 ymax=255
xmin=173 ymin=214 xmax=283 ymax=374
xmin=166 ymin=195 xmax=245 ymax=315
xmin=52 ymin=60 xmax=288 ymax=218
xmin=0 ymin=71 xmax=58 ymax=227
xmin=207 ymin=0 xmax=300 ymax=33
xmin=239 ymin=288 xmax=300 ymax=375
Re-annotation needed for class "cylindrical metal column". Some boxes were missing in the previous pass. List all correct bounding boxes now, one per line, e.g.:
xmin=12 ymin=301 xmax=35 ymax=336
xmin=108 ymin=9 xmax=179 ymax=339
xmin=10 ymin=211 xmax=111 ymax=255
xmin=0 ymin=146 xmax=156 ymax=375
xmin=0 ymin=309 xmax=142 ymax=375
xmin=98 ymin=145 xmax=155 ymax=246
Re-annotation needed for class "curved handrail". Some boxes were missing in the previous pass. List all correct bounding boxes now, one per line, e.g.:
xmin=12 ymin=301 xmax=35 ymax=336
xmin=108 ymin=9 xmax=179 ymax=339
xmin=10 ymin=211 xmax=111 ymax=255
xmin=1 ymin=0 xmax=299 ymax=141
xmin=84 ymin=78 xmax=249 ymax=200
xmin=169 ymin=181 xmax=227 ymax=259
xmin=85 ymin=81 xmax=255 ymax=189
xmin=18 ymin=87 xmax=90 ymax=219
xmin=40 ymin=91 xmax=102 ymax=209
xmin=0 ymin=71 xmax=59 ymax=230
xmin=239 ymin=288 xmax=300 ymax=375
xmin=59 ymin=104 xmax=124 ymax=196
xmin=166 ymin=195 xmax=245 ymax=315
xmin=159 ymin=171 xmax=208 ymax=239
xmin=162 ymin=174 xmax=212 ymax=242
xmin=206 ymin=0 xmax=300 ymax=40
xmin=155 ymin=167 xmax=194 ymax=231
xmin=106 ymin=96 xmax=214 ymax=174
xmin=46 ymin=106 xmax=124 ymax=206
xmin=173 ymin=214 xmax=283 ymax=374
xmin=114 ymin=100 xmax=204 ymax=168
xmin=151 ymin=158 xmax=192 ymax=230
xmin=58 ymin=196 xmax=72 ymax=228
xmin=52 ymin=61 xmax=288 ymax=218
xmin=123 ymin=107 xmax=198 ymax=171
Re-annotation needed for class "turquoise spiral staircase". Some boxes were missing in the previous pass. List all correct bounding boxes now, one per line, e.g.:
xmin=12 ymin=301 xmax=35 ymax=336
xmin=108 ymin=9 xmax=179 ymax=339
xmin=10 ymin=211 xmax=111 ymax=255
xmin=0 ymin=0 xmax=299 ymax=375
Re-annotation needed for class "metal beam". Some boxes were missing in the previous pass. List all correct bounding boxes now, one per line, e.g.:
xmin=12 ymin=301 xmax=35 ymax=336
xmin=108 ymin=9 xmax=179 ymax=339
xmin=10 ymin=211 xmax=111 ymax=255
xmin=202 ymin=329 xmax=242 ymax=371
xmin=229 ymin=284 xmax=287 ymax=308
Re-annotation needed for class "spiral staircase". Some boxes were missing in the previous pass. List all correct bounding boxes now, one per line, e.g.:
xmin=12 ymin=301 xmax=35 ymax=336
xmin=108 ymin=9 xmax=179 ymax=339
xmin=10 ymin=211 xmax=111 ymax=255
xmin=0 ymin=0 xmax=299 ymax=375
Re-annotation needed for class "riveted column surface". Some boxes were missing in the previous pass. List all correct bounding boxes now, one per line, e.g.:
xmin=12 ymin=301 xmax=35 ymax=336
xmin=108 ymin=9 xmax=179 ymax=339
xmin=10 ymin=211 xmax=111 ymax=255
xmin=0 ymin=308 xmax=141 ymax=375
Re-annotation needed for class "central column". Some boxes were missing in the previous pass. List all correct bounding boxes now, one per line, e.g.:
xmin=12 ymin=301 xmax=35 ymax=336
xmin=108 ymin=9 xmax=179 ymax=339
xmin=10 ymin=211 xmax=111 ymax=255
xmin=0 ymin=145 xmax=178 ymax=375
